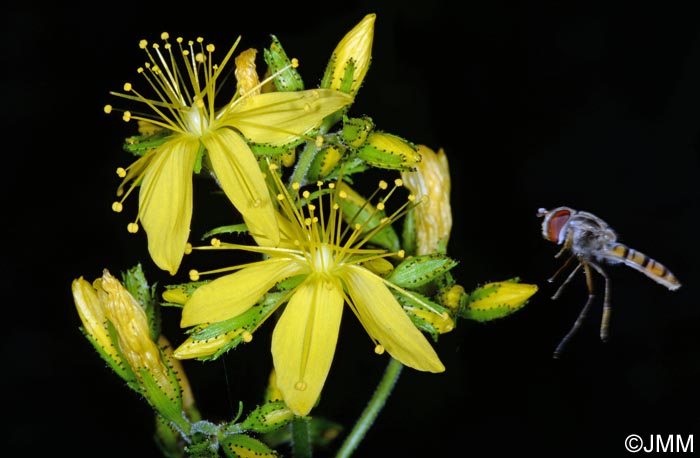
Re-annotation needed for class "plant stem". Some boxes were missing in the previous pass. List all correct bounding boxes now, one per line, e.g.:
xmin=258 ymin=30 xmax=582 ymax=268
xmin=291 ymin=416 xmax=313 ymax=458
xmin=335 ymin=358 xmax=404 ymax=458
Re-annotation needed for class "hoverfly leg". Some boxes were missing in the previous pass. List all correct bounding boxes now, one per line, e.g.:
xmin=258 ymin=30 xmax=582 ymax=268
xmin=551 ymin=259 xmax=581 ymax=300
xmin=548 ymin=254 xmax=576 ymax=284
xmin=589 ymin=261 xmax=611 ymax=342
xmin=553 ymin=261 xmax=595 ymax=359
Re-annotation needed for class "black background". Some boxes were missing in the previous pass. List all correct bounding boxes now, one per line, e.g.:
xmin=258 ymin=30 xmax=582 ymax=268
xmin=4 ymin=1 xmax=699 ymax=457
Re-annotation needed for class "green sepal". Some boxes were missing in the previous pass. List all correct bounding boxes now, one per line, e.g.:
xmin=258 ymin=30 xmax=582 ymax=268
xmin=393 ymin=289 xmax=453 ymax=341
xmin=154 ymin=414 xmax=187 ymax=458
xmin=122 ymin=263 xmax=160 ymax=340
xmin=123 ymin=130 xmax=171 ymax=157
xmin=79 ymin=326 xmax=131 ymax=382
xmin=264 ymin=35 xmax=304 ymax=91
xmin=339 ymin=188 xmax=400 ymax=252
xmin=202 ymin=223 xmax=249 ymax=240
xmin=237 ymin=401 xmax=294 ymax=434
xmin=161 ymin=280 xmax=209 ymax=307
xmin=401 ymin=208 xmax=417 ymax=256
xmin=222 ymin=433 xmax=278 ymax=458
xmin=249 ymin=137 xmax=305 ymax=156
xmin=276 ymin=274 xmax=306 ymax=291
xmin=307 ymin=145 xmax=343 ymax=181
xmin=337 ymin=59 xmax=356 ymax=94
xmin=356 ymin=131 xmax=421 ymax=171
xmin=340 ymin=116 xmax=374 ymax=148
xmin=189 ymin=292 xmax=285 ymax=361
xmin=459 ymin=278 xmax=538 ymax=322
xmin=138 ymin=367 xmax=188 ymax=432
xmin=184 ymin=438 xmax=219 ymax=458
xmin=386 ymin=254 xmax=458 ymax=288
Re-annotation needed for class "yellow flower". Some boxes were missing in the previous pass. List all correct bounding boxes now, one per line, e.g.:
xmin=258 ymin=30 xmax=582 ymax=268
xmin=174 ymin=164 xmax=444 ymax=416
xmin=401 ymin=145 xmax=452 ymax=255
xmin=322 ymin=13 xmax=375 ymax=94
xmin=107 ymin=33 xmax=353 ymax=274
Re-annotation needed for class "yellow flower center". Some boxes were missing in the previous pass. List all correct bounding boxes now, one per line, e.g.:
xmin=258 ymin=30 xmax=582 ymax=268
xmin=311 ymin=243 xmax=335 ymax=273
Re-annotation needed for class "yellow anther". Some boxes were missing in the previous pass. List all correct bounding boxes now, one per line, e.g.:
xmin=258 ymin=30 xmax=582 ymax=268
xmin=328 ymin=183 xmax=336 ymax=189
xmin=304 ymin=218 xmax=312 ymax=226
xmin=206 ymin=44 xmax=215 ymax=52
xmin=315 ymin=135 xmax=324 ymax=147
xmin=277 ymin=193 xmax=285 ymax=201
xmin=378 ymin=180 xmax=388 ymax=190
xmin=354 ymin=223 xmax=361 ymax=230
xmin=211 ymin=238 xmax=221 ymax=247
xmin=269 ymin=163 xmax=278 ymax=171
xmin=376 ymin=202 xmax=385 ymax=211
xmin=139 ymin=39 xmax=148 ymax=49
xmin=189 ymin=270 xmax=200 ymax=281
xmin=184 ymin=242 xmax=193 ymax=255
xmin=152 ymin=43 xmax=159 ymax=49
xmin=339 ymin=191 xmax=347 ymax=199
xmin=137 ymin=67 xmax=144 ymax=73
xmin=242 ymin=331 xmax=253 ymax=343
xmin=103 ymin=105 xmax=112 ymax=114
xmin=292 ymin=182 xmax=301 ymax=190
xmin=374 ymin=344 xmax=385 ymax=355
xmin=408 ymin=194 xmax=416 ymax=201
xmin=308 ymin=204 xmax=316 ymax=212
xmin=302 ymin=190 xmax=310 ymax=199
xmin=111 ymin=202 xmax=123 ymax=213
xmin=123 ymin=82 xmax=132 ymax=91
xmin=291 ymin=57 xmax=299 ymax=68
xmin=295 ymin=381 xmax=307 ymax=391
xmin=317 ymin=181 xmax=323 ymax=187
xmin=394 ymin=178 xmax=403 ymax=187
xmin=195 ymin=52 xmax=205 ymax=63
xmin=160 ymin=32 xmax=169 ymax=40
xmin=122 ymin=112 xmax=131 ymax=122
xmin=196 ymin=37 xmax=204 ymax=43
xmin=176 ymin=37 xmax=183 ymax=43
xmin=116 ymin=167 xmax=127 ymax=178
xmin=397 ymin=250 xmax=405 ymax=258
xmin=127 ymin=222 xmax=139 ymax=233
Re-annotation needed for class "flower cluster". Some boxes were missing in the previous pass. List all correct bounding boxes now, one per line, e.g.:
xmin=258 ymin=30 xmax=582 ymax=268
xmin=72 ymin=13 xmax=537 ymax=458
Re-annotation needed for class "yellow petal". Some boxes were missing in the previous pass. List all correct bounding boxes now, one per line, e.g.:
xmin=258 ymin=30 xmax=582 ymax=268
xmin=139 ymin=137 xmax=200 ymax=275
xmin=71 ymin=277 xmax=118 ymax=361
xmin=271 ymin=278 xmax=344 ymax=416
xmin=202 ymin=129 xmax=279 ymax=247
xmin=223 ymin=89 xmax=353 ymax=145
xmin=181 ymin=258 xmax=306 ymax=327
xmin=339 ymin=265 xmax=445 ymax=373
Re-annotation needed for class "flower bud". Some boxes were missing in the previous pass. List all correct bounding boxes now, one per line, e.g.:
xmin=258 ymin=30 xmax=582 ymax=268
xmin=222 ymin=433 xmax=278 ymax=458
xmin=386 ymin=253 xmax=458 ymax=288
xmin=263 ymin=35 xmax=304 ymax=92
xmin=239 ymin=400 xmax=294 ymax=433
xmin=357 ymin=131 xmax=421 ymax=170
xmin=235 ymin=48 xmax=261 ymax=96
xmin=337 ymin=182 xmax=400 ymax=251
xmin=71 ymin=269 xmax=189 ymax=429
xmin=401 ymin=145 xmax=452 ymax=255
xmin=321 ymin=13 xmax=375 ymax=94
xmin=460 ymin=279 xmax=538 ymax=322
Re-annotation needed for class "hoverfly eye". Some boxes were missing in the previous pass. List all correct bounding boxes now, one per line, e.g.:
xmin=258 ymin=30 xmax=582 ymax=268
xmin=547 ymin=209 xmax=571 ymax=243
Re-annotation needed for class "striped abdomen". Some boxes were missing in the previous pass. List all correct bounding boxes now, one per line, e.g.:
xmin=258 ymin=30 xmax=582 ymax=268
xmin=605 ymin=243 xmax=681 ymax=291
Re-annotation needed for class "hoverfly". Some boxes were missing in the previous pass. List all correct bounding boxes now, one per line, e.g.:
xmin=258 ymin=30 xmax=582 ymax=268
xmin=537 ymin=206 xmax=681 ymax=358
